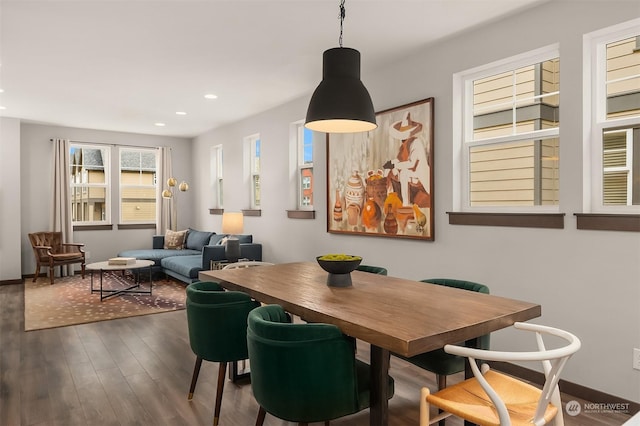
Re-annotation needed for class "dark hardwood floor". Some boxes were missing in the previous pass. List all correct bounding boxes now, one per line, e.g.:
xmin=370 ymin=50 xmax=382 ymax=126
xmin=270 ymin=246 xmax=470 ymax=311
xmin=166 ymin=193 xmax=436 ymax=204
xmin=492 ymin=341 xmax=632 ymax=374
xmin=0 ymin=282 xmax=632 ymax=425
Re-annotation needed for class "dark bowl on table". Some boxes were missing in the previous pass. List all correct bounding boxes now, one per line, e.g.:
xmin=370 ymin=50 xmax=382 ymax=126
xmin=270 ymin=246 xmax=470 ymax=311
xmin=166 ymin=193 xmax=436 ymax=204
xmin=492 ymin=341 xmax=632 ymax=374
xmin=316 ymin=256 xmax=362 ymax=287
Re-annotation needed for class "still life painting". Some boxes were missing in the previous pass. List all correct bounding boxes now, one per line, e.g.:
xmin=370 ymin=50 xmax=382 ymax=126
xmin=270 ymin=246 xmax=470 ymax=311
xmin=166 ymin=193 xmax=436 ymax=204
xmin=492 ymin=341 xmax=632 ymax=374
xmin=327 ymin=98 xmax=434 ymax=241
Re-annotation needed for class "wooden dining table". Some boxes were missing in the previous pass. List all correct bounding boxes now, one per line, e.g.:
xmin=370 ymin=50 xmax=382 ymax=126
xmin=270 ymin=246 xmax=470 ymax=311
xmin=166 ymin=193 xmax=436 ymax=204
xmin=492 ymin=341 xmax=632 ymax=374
xmin=199 ymin=261 xmax=541 ymax=426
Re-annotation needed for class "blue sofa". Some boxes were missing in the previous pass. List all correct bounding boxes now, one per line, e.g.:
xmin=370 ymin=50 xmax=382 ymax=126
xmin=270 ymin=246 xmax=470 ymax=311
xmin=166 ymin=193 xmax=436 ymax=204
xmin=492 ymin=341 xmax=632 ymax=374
xmin=118 ymin=229 xmax=262 ymax=284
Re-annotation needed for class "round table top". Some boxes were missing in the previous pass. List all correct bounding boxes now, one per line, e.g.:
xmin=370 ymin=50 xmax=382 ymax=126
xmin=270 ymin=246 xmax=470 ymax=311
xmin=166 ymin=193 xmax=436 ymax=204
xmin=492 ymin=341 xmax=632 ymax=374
xmin=86 ymin=259 xmax=155 ymax=271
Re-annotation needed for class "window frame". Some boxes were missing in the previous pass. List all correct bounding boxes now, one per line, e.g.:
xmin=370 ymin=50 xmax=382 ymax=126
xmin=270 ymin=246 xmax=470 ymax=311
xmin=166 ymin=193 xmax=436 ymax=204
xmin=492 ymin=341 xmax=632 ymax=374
xmin=69 ymin=143 xmax=111 ymax=226
xmin=244 ymin=133 xmax=261 ymax=210
xmin=453 ymin=43 xmax=561 ymax=214
xmin=211 ymin=144 xmax=224 ymax=209
xmin=118 ymin=146 xmax=158 ymax=225
xmin=584 ymin=18 xmax=640 ymax=214
xmin=295 ymin=120 xmax=314 ymax=210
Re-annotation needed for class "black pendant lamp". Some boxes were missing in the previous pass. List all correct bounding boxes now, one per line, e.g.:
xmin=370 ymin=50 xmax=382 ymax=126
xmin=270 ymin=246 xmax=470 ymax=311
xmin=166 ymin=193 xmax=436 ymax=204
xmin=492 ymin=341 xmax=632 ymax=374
xmin=305 ymin=0 xmax=377 ymax=133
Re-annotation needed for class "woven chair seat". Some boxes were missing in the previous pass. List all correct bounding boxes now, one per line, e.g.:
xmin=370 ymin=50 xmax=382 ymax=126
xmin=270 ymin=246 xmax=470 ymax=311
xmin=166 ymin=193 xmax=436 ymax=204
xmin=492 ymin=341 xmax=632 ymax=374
xmin=427 ymin=369 xmax=557 ymax=426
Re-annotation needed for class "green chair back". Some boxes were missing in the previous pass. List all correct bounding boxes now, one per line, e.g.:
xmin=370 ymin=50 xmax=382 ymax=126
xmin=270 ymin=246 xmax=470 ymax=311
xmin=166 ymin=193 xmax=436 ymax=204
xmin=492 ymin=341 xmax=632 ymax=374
xmin=247 ymin=304 xmax=394 ymax=424
xmin=396 ymin=278 xmax=490 ymax=378
xmin=356 ymin=264 xmax=388 ymax=275
xmin=186 ymin=281 xmax=260 ymax=362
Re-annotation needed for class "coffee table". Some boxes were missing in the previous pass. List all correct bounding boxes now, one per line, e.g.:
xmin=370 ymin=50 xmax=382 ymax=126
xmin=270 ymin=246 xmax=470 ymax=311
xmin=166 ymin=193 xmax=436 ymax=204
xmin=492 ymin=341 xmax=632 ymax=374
xmin=86 ymin=259 xmax=155 ymax=301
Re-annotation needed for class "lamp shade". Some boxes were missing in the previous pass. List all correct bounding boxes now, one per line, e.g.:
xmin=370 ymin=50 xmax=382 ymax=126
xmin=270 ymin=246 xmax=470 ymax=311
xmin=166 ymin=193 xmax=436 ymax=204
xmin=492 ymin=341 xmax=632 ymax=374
xmin=305 ymin=47 xmax=377 ymax=133
xmin=222 ymin=212 xmax=244 ymax=235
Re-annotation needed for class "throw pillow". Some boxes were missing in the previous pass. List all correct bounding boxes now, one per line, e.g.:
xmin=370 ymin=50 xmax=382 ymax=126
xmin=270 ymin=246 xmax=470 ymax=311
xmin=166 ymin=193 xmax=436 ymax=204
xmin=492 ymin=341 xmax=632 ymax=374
xmin=185 ymin=229 xmax=214 ymax=251
xmin=164 ymin=229 xmax=187 ymax=249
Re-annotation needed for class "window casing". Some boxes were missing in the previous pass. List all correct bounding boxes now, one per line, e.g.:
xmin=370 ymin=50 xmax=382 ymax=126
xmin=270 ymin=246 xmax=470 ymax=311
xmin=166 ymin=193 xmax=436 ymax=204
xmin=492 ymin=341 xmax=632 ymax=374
xmin=119 ymin=147 xmax=158 ymax=224
xmin=70 ymin=144 xmax=110 ymax=225
xmin=584 ymin=19 xmax=640 ymax=213
xmin=453 ymin=44 xmax=560 ymax=213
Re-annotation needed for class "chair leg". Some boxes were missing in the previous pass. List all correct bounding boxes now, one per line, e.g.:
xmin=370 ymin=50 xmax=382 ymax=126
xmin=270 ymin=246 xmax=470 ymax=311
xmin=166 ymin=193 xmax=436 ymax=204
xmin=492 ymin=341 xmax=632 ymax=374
xmin=49 ymin=266 xmax=55 ymax=285
xmin=188 ymin=356 xmax=203 ymax=400
xmin=420 ymin=387 xmax=430 ymax=426
xmin=213 ymin=362 xmax=227 ymax=426
xmin=33 ymin=265 xmax=40 ymax=282
xmin=255 ymin=406 xmax=267 ymax=426
xmin=436 ymin=375 xmax=446 ymax=426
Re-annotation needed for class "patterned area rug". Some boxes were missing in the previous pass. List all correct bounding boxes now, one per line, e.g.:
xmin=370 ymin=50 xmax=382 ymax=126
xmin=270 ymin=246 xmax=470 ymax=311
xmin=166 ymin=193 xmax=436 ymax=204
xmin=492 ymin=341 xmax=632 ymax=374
xmin=24 ymin=273 xmax=187 ymax=331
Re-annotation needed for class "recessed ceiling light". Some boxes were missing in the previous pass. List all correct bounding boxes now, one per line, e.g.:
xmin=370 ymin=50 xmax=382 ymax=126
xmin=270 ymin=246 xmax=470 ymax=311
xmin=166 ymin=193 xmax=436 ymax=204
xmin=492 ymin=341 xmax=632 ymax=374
xmin=0 ymin=106 xmax=6 ymax=110
xmin=204 ymin=94 xmax=218 ymax=100
xmin=0 ymin=89 xmax=4 ymax=93
xmin=154 ymin=122 xmax=165 ymax=127
xmin=176 ymin=111 xmax=187 ymax=115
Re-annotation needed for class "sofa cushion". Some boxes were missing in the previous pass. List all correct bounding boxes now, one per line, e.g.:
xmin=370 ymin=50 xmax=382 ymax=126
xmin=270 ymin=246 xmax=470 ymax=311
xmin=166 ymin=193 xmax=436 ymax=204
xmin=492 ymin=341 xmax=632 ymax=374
xmin=164 ymin=229 xmax=188 ymax=249
xmin=118 ymin=249 xmax=200 ymax=266
xmin=209 ymin=234 xmax=226 ymax=245
xmin=161 ymin=255 xmax=203 ymax=279
xmin=209 ymin=234 xmax=253 ymax=245
xmin=186 ymin=229 xmax=214 ymax=251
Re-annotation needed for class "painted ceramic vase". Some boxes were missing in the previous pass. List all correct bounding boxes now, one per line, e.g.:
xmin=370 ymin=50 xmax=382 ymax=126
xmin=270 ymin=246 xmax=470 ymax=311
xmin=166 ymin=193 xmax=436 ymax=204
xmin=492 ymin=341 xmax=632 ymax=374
xmin=362 ymin=197 xmax=382 ymax=230
xmin=345 ymin=171 xmax=365 ymax=210
xmin=383 ymin=203 xmax=398 ymax=235
xmin=333 ymin=189 xmax=343 ymax=223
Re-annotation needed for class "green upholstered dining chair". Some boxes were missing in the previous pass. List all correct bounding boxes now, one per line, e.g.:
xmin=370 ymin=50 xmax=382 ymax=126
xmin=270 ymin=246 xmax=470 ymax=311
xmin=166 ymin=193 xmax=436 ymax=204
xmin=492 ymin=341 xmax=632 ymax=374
xmin=394 ymin=278 xmax=490 ymax=391
xmin=186 ymin=281 xmax=260 ymax=426
xmin=356 ymin=264 xmax=388 ymax=275
xmin=247 ymin=304 xmax=395 ymax=426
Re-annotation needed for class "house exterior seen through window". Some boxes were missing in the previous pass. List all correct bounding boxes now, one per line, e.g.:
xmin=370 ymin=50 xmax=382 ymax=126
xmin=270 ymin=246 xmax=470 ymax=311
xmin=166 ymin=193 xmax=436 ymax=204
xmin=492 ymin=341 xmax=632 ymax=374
xmin=289 ymin=120 xmax=315 ymax=211
xmin=119 ymin=147 xmax=157 ymax=223
xmin=585 ymin=19 xmax=640 ymax=213
xmin=299 ymin=124 xmax=313 ymax=208
xmin=602 ymin=35 xmax=640 ymax=206
xmin=69 ymin=144 xmax=110 ymax=224
xmin=454 ymin=44 xmax=560 ymax=211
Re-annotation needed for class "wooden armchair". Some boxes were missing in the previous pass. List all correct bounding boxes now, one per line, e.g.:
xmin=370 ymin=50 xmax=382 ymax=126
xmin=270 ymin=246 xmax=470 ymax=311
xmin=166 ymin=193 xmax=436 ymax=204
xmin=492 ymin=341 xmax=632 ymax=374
xmin=28 ymin=231 xmax=86 ymax=285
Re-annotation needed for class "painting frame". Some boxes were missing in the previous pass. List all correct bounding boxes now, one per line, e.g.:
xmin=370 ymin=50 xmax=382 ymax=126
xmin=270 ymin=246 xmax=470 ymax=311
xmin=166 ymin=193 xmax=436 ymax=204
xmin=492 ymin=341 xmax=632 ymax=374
xmin=326 ymin=98 xmax=434 ymax=241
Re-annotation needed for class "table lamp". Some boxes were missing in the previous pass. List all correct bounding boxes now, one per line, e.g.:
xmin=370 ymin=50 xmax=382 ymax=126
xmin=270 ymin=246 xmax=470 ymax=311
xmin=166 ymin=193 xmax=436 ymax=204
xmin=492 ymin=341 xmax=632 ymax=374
xmin=222 ymin=212 xmax=243 ymax=263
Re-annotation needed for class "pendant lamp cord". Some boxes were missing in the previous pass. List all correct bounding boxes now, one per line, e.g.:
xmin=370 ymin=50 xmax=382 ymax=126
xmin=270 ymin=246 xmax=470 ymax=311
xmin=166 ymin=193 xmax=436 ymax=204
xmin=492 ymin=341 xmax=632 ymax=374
xmin=338 ymin=0 xmax=346 ymax=47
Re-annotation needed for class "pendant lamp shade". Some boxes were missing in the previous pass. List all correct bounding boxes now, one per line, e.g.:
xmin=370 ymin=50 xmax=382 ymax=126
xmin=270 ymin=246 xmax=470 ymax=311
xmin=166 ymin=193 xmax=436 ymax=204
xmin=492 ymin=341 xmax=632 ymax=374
xmin=305 ymin=47 xmax=377 ymax=133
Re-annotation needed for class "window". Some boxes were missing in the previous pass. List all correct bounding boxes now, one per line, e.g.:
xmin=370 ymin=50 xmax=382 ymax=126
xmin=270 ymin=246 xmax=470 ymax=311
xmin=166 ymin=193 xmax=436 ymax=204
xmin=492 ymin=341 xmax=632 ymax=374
xmin=293 ymin=120 xmax=314 ymax=209
xmin=287 ymin=120 xmax=315 ymax=218
xmin=69 ymin=144 xmax=110 ymax=224
xmin=119 ymin=147 xmax=158 ymax=224
xmin=211 ymin=145 xmax=223 ymax=208
xmin=585 ymin=19 xmax=640 ymax=213
xmin=453 ymin=44 xmax=560 ymax=212
xmin=245 ymin=134 xmax=261 ymax=209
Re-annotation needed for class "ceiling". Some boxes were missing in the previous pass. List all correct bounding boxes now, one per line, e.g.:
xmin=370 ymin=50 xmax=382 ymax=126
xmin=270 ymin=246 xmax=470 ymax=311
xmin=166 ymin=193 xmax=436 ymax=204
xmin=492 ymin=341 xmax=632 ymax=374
xmin=1 ymin=0 xmax=548 ymax=138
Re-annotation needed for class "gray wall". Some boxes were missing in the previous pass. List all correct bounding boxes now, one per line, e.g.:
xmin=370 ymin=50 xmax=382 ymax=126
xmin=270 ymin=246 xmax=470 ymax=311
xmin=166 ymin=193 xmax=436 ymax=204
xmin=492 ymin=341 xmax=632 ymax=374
xmin=0 ymin=118 xmax=22 ymax=281
xmin=18 ymin=123 xmax=192 ymax=275
xmin=191 ymin=1 xmax=640 ymax=403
